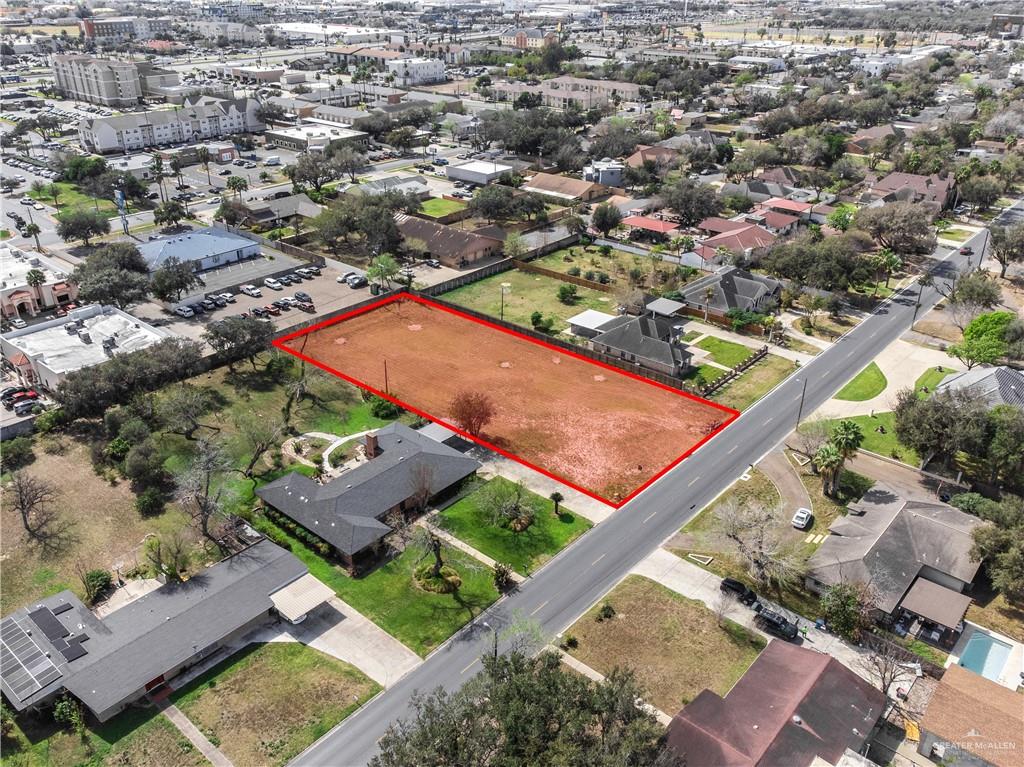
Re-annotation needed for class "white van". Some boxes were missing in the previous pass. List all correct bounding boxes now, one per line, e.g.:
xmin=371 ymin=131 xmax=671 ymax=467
xmin=263 ymin=156 xmax=281 ymax=166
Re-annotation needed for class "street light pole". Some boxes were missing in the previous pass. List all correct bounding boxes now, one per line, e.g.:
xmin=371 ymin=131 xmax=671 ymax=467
xmin=794 ymin=377 xmax=808 ymax=430
xmin=482 ymin=621 xmax=498 ymax=661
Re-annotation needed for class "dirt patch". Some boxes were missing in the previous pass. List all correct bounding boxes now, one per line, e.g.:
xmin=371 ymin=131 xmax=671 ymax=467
xmin=281 ymin=296 xmax=735 ymax=504
xmin=566 ymin=575 xmax=764 ymax=713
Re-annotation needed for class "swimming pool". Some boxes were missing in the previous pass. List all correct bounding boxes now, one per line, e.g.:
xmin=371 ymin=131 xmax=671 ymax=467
xmin=959 ymin=630 xmax=1012 ymax=681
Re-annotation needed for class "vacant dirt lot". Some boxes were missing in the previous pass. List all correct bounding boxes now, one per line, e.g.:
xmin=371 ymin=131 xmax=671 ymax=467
xmin=281 ymin=296 xmax=734 ymax=504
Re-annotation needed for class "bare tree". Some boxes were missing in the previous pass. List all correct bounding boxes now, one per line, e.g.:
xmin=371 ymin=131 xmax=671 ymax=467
xmin=144 ymin=532 xmax=191 ymax=582
xmin=235 ymin=412 xmax=284 ymax=478
xmin=176 ymin=439 xmax=234 ymax=552
xmin=159 ymin=384 xmax=217 ymax=440
xmin=795 ymin=416 xmax=831 ymax=461
xmin=712 ymin=589 xmax=737 ymax=628
xmin=449 ymin=391 xmax=496 ymax=436
xmin=855 ymin=639 xmax=920 ymax=719
xmin=7 ymin=472 xmax=66 ymax=548
xmin=716 ymin=499 xmax=803 ymax=590
xmin=481 ymin=479 xmax=538 ymax=531
xmin=408 ymin=463 xmax=436 ymax=514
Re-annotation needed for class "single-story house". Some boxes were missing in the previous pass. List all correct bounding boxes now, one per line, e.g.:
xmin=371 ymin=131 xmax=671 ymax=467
xmin=695 ymin=225 xmax=777 ymax=262
xmin=137 ymin=226 xmax=259 ymax=273
xmin=256 ymin=424 xmax=480 ymax=573
xmin=354 ymin=175 xmax=430 ymax=199
xmin=865 ymin=171 xmax=955 ymax=209
xmin=567 ymin=309 xmax=618 ymax=338
xmin=590 ymin=314 xmax=692 ymax=377
xmin=917 ymin=664 xmax=1022 ymax=767
xmin=935 ymin=365 xmax=1024 ymax=409
xmin=0 ymin=539 xmax=330 ymax=722
xmin=666 ymin=641 xmax=885 ymax=767
xmin=395 ymin=214 xmax=503 ymax=268
xmin=620 ymin=215 xmax=679 ymax=238
xmin=625 ymin=144 xmax=678 ymax=169
xmin=846 ymin=124 xmax=905 ymax=155
xmin=241 ymin=193 xmax=324 ymax=230
xmin=806 ymin=483 xmax=986 ymax=645
xmin=519 ymin=172 xmax=606 ymax=202
xmin=678 ymin=267 xmax=781 ymax=315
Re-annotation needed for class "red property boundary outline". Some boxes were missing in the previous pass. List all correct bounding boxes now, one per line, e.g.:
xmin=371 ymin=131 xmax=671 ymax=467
xmin=274 ymin=293 xmax=740 ymax=509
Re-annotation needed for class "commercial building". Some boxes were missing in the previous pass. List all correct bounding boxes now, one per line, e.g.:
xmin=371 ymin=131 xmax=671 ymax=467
xmin=386 ymin=57 xmax=445 ymax=87
xmin=78 ymin=96 xmax=265 ymax=154
xmin=0 ymin=246 xmax=76 ymax=322
xmin=445 ymin=159 xmax=514 ymax=186
xmin=79 ymin=16 xmax=173 ymax=43
xmin=0 ymin=539 xmax=331 ymax=723
xmin=182 ymin=20 xmax=263 ymax=43
xmin=137 ymin=226 xmax=260 ymax=273
xmin=264 ymin=123 xmax=368 ymax=152
xmin=0 ymin=305 xmax=170 ymax=391
xmin=491 ymin=75 xmax=643 ymax=109
xmin=270 ymin=23 xmax=401 ymax=45
xmin=53 ymin=55 xmax=181 ymax=107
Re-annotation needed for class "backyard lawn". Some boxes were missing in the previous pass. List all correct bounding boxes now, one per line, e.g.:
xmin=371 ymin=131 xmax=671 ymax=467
xmin=252 ymin=514 xmax=499 ymax=656
xmin=420 ymin=197 xmax=466 ymax=218
xmin=532 ymin=245 xmax=663 ymax=287
xmin=443 ymin=269 xmax=619 ymax=333
xmin=5 ymin=704 xmax=204 ymax=767
xmin=27 ymin=181 xmax=119 ymax=216
xmin=712 ymin=354 xmax=797 ymax=411
xmin=566 ymin=576 xmax=765 ymax=713
xmin=695 ymin=336 xmax=755 ymax=368
xmin=171 ymin=643 xmax=380 ymax=767
xmin=834 ymin=362 xmax=887 ymax=401
xmin=437 ymin=477 xmax=591 ymax=574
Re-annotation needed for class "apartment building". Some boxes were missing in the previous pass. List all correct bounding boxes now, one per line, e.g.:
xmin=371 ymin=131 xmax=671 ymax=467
xmin=78 ymin=96 xmax=264 ymax=154
xmin=182 ymin=20 xmax=263 ymax=43
xmin=492 ymin=75 xmax=642 ymax=109
xmin=386 ymin=57 xmax=445 ymax=86
xmin=499 ymin=27 xmax=557 ymax=49
xmin=79 ymin=16 xmax=173 ymax=43
xmin=53 ymin=55 xmax=181 ymax=107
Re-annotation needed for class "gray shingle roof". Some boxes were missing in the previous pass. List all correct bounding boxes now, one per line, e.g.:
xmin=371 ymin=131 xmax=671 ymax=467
xmin=592 ymin=314 xmax=690 ymax=369
xmin=256 ymin=423 xmax=480 ymax=555
xmin=680 ymin=266 xmax=781 ymax=313
xmin=935 ymin=365 xmax=1024 ymax=408
xmin=137 ymin=226 xmax=257 ymax=270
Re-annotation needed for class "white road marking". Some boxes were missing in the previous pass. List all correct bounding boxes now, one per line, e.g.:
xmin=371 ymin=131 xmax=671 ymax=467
xmin=727 ymin=445 xmax=738 ymax=454
xmin=643 ymin=511 xmax=657 ymax=523
xmin=529 ymin=600 xmax=549 ymax=617
xmin=763 ymin=417 xmax=774 ymax=425
xmin=687 ymin=476 xmax=701 ymax=487
xmin=591 ymin=553 xmax=606 ymax=566
xmin=460 ymin=659 xmax=478 ymax=675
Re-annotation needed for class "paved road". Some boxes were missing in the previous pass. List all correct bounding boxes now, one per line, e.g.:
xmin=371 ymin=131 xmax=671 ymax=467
xmin=295 ymin=229 xmax=987 ymax=767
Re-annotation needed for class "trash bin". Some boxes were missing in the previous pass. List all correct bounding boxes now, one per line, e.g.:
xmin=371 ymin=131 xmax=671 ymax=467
xmin=370 ymin=283 xmax=380 ymax=295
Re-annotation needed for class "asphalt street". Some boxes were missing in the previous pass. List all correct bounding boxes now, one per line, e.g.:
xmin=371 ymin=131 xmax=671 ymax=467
xmin=292 ymin=226 xmax=993 ymax=767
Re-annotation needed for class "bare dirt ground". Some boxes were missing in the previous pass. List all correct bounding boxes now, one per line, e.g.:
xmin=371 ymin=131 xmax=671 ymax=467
xmin=281 ymin=297 xmax=733 ymax=504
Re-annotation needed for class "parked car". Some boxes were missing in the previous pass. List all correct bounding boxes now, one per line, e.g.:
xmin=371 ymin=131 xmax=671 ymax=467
xmin=9 ymin=317 xmax=27 ymax=329
xmin=218 ymin=168 xmax=232 ymax=176
xmin=217 ymin=292 xmax=236 ymax=303
xmin=211 ymin=295 xmax=228 ymax=308
xmin=791 ymin=508 xmax=813 ymax=530
xmin=346 ymin=275 xmax=368 ymax=288
xmin=754 ymin=608 xmax=799 ymax=640
xmin=719 ymin=578 xmax=757 ymax=606
xmin=425 ymin=259 xmax=441 ymax=269
xmin=296 ymin=300 xmax=315 ymax=312
xmin=174 ymin=305 xmax=195 ymax=318
xmin=263 ymin=304 xmax=281 ymax=315
xmin=338 ymin=271 xmax=357 ymax=283
xmin=251 ymin=306 xmax=270 ymax=317
xmin=1 ymin=386 xmax=29 ymax=402
xmin=263 ymin=278 xmax=283 ymax=290
xmin=297 ymin=265 xmax=320 ymax=276
xmin=272 ymin=299 xmax=292 ymax=310
xmin=294 ymin=291 xmax=312 ymax=303
xmin=4 ymin=391 xmax=38 ymax=409
xmin=200 ymin=298 xmax=217 ymax=311
xmin=240 ymin=284 xmax=262 ymax=297
xmin=14 ymin=399 xmax=39 ymax=416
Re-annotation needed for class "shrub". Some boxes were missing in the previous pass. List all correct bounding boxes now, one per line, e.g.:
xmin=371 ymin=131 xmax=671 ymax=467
xmin=598 ymin=244 xmax=612 ymax=257
xmin=530 ymin=310 xmax=544 ymax=328
xmin=34 ymin=407 xmax=69 ymax=433
xmin=1 ymin=436 xmax=34 ymax=471
xmin=557 ymin=284 xmax=578 ymax=304
xmin=83 ymin=569 xmax=112 ymax=604
xmin=559 ymin=633 xmax=578 ymax=650
xmin=596 ymin=602 xmax=616 ymax=622
xmin=105 ymin=437 xmax=131 ymax=462
xmin=597 ymin=272 xmax=610 ymax=284
xmin=369 ymin=395 xmax=402 ymax=419
xmin=135 ymin=487 xmax=165 ymax=516
xmin=567 ymin=266 xmax=581 ymax=276
xmin=584 ymin=270 xmax=595 ymax=280
xmin=800 ymin=316 xmax=814 ymax=334
xmin=725 ymin=308 xmax=765 ymax=332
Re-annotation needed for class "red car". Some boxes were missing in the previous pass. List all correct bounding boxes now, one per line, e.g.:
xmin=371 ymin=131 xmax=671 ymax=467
xmin=263 ymin=304 xmax=281 ymax=316
xmin=296 ymin=301 xmax=315 ymax=312
xmin=4 ymin=391 xmax=38 ymax=409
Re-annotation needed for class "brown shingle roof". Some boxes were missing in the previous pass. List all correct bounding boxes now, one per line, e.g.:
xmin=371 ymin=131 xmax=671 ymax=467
xmin=519 ymin=172 xmax=602 ymax=200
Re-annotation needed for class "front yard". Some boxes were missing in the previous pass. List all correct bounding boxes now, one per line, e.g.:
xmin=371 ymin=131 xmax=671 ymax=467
xmin=711 ymin=353 xmax=797 ymax=411
xmin=437 ymin=477 xmax=591 ymax=574
xmin=834 ymin=362 xmax=887 ymax=401
xmin=565 ymin=575 xmax=765 ymax=713
xmin=695 ymin=336 xmax=755 ymax=368
xmin=419 ymin=197 xmax=466 ymax=218
xmin=443 ymin=269 xmax=619 ymax=333
xmin=824 ymin=412 xmax=920 ymax=465
xmin=170 ymin=643 xmax=380 ymax=767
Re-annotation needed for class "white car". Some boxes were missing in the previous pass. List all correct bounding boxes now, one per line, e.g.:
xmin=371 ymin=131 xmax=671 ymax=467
xmin=217 ymin=292 xmax=236 ymax=303
xmin=207 ymin=197 xmax=221 ymax=204
xmin=264 ymin=278 xmax=283 ymax=291
xmin=173 ymin=305 xmax=195 ymax=318
xmin=9 ymin=317 xmax=27 ymax=329
xmin=791 ymin=508 xmax=813 ymax=530
xmin=32 ymin=203 xmax=44 ymax=211
xmin=240 ymin=284 xmax=262 ymax=297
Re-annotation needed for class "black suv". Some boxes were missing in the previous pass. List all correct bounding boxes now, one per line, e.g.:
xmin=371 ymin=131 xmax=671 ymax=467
xmin=720 ymin=578 xmax=757 ymax=606
xmin=755 ymin=608 xmax=799 ymax=640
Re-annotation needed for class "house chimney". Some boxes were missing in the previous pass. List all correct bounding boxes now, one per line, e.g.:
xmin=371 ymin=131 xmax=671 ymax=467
xmin=365 ymin=433 xmax=379 ymax=458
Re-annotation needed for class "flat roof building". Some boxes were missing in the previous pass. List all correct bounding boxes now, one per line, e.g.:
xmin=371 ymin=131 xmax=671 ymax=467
xmin=446 ymin=159 xmax=514 ymax=186
xmin=264 ymin=123 xmax=369 ymax=153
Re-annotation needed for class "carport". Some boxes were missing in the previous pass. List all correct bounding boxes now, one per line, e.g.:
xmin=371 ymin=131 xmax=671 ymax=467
xmin=269 ymin=573 xmax=335 ymax=624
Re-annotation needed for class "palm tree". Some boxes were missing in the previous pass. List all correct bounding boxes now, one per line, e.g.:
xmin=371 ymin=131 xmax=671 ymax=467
xmin=549 ymin=491 xmax=564 ymax=517
xmin=23 ymin=222 xmax=41 ymax=251
xmin=170 ymin=157 xmax=184 ymax=190
xmin=703 ymin=285 xmax=715 ymax=321
xmin=150 ymin=156 xmax=166 ymax=202
xmin=226 ymin=175 xmax=248 ymax=200
xmin=831 ymin=420 xmax=864 ymax=466
xmin=25 ymin=268 xmax=45 ymax=310
xmin=814 ymin=442 xmax=844 ymax=496
xmin=872 ymin=248 xmax=902 ymax=293
xmin=762 ymin=315 xmax=779 ymax=344
xmin=195 ymin=146 xmax=212 ymax=185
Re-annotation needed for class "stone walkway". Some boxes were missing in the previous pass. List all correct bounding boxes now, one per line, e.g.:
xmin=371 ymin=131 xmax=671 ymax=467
xmin=416 ymin=513 xmax=525 ymax=584
xmin=814 ymin=338 xmax=960 ymax=419
xmin=155 ymin=700 xmax=234 ymax=767
xmin=470 ymin=450 xmax=615 ymax=524
xmin=280 ymin=429 xmax=375 ymax=477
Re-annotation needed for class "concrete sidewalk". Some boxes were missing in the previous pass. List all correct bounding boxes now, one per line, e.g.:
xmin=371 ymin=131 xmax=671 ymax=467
xmin=156 ymin=700 xmax=234 ymax=767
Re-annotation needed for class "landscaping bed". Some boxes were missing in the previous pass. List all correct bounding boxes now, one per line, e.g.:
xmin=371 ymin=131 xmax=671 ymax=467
xmin=565 ymin=575 xmax=765 ymax=712
xmin=171 ymin=643 xmax=380 ymax=767
xmin=437 ymin=477 xmax=591 ymax=574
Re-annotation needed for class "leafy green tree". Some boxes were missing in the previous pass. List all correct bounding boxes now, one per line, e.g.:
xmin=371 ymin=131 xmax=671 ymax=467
xmin=290 ymin=152 xmax=337 ymax=193
xmin=330 ymin=145 xmax=367 ymax=183
xmin=853 ymin=201 xmax=936 ymax=255
xmin=820 ymin=582 xmax=874 ymax=640
xmin=56 ymin=208 xmax=110 ymax=246
xmin=467 ymin=185 xmax=516 ymax=222
xmin=970 ymin=495 xmax=1024 ymax=602
xmin=948 ymin=335 xmax=1006 ymax=369
xmin=660 ymin=178 xmax=721 ymax=227
xmin=150 ymin=256 xmax=201 ymax=303
xmin=502 ymin=231 xmax=528 ymax=260
xmin=153 ymin=199 xmax=187 ymax=228
xmin=591 ymin=202 xmax=622 ymax=236
xmin=70 ymin=241 xmax=150 ymax=308
xmin=202 ymin=316 xmax=274 ymax=370
xmin=989 ymin=223 xmax=1024 ymax=279
xmin=367 ymin=253 xmax=401 ymax=288
xmin=871 ymin=248 xmax=902 ymax=289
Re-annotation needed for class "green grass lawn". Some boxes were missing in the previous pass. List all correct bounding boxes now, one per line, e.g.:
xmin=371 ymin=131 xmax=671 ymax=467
xmin=532 ymin=245 xmax=660 ymax=287
xmin=443 ymin=269 xmax=618 ymax=333
xmin=824 ymin=412 xmax=919 ymax=465
xmin=695 ymin=336 xmax=755 ymax=368
xmin=939 ymin=228 xmax=974 ymax=243
xmin=28 ymin=181 xmax=118 ymax=216
xmin=835 ymin=362 xmax=887 ymax=401
xmin=252 ymin=514 xmax=498 ymax=656
xmin=682 ymin=363 xmax=728 ymax=385
xmin=420 ymin=197 xmax=466 ymax=217
xmin=5 ymin=704 xmax=205 ymax=767
xmin=437 ymin=477 xmax=591 ymax=574
xmin=914 ymin=366 xmax=952 ymax=397
xmin=713 ymin=354 xmax=798 ymax=411
xmin=171 ymin=643 xmax=379 ymax=767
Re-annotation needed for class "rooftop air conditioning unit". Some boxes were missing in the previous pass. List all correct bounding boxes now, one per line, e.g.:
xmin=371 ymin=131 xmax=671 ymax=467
xmin=78 ymin=330 xmax=92 ymax=344
xmin=101 ymin=337 xmax=116 ymax=349
xmin=64 ymin=322 xmax=77 ymax=334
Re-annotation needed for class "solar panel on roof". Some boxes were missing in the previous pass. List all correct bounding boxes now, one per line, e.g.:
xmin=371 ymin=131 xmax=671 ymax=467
xmin=60 ymin=640 xmax=88 ymax=662
xmin=27 ymin=607 xmax=69 ymax=641
xmin=51 ymin=603 xmax=73 ymax=615
xmin=0 ymin=617 xmax=62 ymax=702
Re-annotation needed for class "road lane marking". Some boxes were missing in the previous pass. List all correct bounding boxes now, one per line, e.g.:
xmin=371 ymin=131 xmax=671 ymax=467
xmin=687 ymin=476 xmax=700 ymax=486
xmin=643 ymin=511 xmax=657 ymax=523
xmin=727 ymin=445 xmax=738 ymax=454
xmin=529 ymin=600 xmax=549 ymax=617
xmin=591 ymin=553 xmax=606 ymax=566
xmin=460 ymin=659 xmax=478 ymax=675
xmin=763 ymin=417 xmax=774 ymax=425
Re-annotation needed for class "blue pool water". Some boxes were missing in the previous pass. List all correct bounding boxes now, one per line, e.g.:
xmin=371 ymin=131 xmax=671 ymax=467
xmin=959 ymin=631 xmax=1012 ymax=681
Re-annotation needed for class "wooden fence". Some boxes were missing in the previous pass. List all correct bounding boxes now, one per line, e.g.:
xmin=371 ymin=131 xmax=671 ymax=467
xmin=700 ymin=346 xmax=769 ymax=396
xmin=512 ymin=260 xmax=614 ymax=293
xmin=419 ymin=259 xmax=517 ymax=296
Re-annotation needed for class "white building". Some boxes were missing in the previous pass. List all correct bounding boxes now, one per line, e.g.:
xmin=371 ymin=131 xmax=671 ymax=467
xmin=386 ymin=57 xmax=445 ymax=87
xmin=583 ymin=158 xmax=624 ymax=187
xmin=182 ymin=20 xmax=263 ymax=43
xmin=0 ymin=247 xmax=77 ymax=322
xmin=53 ymin=55 xmax=180 ymax=107
xmin=267 ymin=23 xmax=401 ymax=45
xmin=78 ymin=96 xmax=265 ymax=154
xmin=264 ymin=123 xmax=368 ymax=153
xmin=137 ymin=227 xmax=260 ymax=273
xmin=0 ymin=305 xmax=171 ymax=391
xmin=446 ymin=159 xmax=514 ymax=186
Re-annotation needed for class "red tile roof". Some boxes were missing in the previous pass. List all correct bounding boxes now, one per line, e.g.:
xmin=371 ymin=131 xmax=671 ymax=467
xmin=761 ymin=197 xmax=812 ymax=213
xmin=621 ymin=215 xmax=679 ymax=234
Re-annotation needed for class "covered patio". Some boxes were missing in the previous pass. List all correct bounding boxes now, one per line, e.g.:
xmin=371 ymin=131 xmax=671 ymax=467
xmin=892 ymin=578 xmax=972 ymax=651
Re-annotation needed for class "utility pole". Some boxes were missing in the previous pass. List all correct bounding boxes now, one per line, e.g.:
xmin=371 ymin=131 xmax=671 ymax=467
xmin=794 ymin=377 xmax=808 ymax=430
